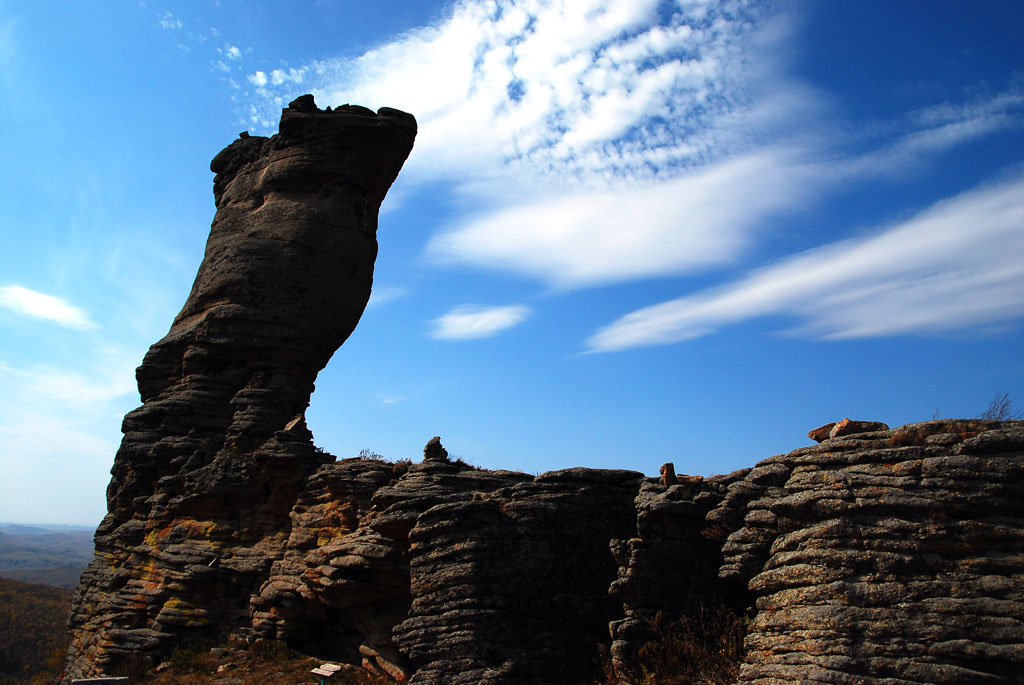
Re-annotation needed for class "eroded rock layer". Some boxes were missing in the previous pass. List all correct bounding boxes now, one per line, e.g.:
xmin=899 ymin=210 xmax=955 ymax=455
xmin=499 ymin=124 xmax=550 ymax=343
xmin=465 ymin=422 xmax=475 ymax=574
xmin=394 ymin=466 xmax=643 ymax=684
xmin=713 ymin=420 xmax=1024 ymax=683
xmin=607 ymin=470 xmax=753 ymax=681
xmin=65 ymin=95 xmax=416 ymax=678
xmin=249 ymin=442 xmax=645 ymax=684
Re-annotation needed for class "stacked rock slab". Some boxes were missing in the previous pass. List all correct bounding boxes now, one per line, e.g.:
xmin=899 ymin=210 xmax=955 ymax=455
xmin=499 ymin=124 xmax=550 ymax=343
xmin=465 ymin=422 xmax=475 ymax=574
xmin=392 ymin=465 xmax=643 ymax=684
xmin=251 ymin=438 xmax=645 ymax=684
xmin=65 ymin=95 xmax=416 ymax=678
xmin=711 ymin=420 xmax=1024 ymax=683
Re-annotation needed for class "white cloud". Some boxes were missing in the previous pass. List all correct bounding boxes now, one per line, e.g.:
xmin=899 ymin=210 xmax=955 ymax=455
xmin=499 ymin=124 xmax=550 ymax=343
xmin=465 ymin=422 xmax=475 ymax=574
xmin=248 ymin=70 xmax=268 ymax=87
xmin=839 ymin=88 xmax=1024 ymax=180
xmin=270 ymin=67 xmax=307 ymax=86
xmin=242 ymin=0 xmax=767 ymax=186
xmin=0 ymin=285 xmax=97 ymax=330
xmin=235 ymin=0 xmax=1023 ymax=320
xmin=428 ymin=148 xmax=811 ymax=288
xmin=0 ymin=359 xmax=136 ymax=405
xmin=0 ymin=353 xmax=140 ymax=524
xmin=366 ymin=285 xmax=409 ymax=308
xmin=225 ymin=45 xmax=241 ymax=60
xmin=586 ymin=172 xmax=1024 ymax=351
xmin=0 ymin=17 xmax=16 ymax=68
xmin=156 ymin=12 xmax=182 ymax=30
xmin=430 ymin=304 xmax=531 ymax=340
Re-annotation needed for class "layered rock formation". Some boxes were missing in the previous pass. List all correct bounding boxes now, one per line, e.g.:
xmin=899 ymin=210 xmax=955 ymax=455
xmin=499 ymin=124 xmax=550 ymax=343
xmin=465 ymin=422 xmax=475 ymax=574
xmin=194 ymin=439 xmax=646 ymax=684
xmin=67 ymin=95 xmax=1024 ymax=684
xmin=602 ymin=420 xmax=1024 ymax=682
xmin=713 ymin=419 xmax=1024 ymax=683
xmin=607 ymin=470 xmax=752 ymax=680
xmin=65 ymin=95 xmax=417 ymax=678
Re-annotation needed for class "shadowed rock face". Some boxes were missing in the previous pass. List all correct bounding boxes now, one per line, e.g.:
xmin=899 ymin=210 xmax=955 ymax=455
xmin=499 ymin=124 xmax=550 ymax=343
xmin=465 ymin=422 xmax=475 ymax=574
xmin=112 ymin=95 xmax=417 ymax=520
xmin=65 ymin=95 xmax=416 ymax=678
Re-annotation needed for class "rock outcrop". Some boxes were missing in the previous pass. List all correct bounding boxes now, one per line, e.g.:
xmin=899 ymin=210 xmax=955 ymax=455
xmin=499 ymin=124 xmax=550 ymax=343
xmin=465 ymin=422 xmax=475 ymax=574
xmin=714 ymin=419 xmax=1024 ymax=683
xmin=248 ymin=442 xmax=645 ymax=684
xmin=67 ymin=97 xmax=1024 ymax=684
xmin=65 ymin=95 xmax=416 ymax=678
xmin=607 ymin=469 xmax=751 ymax=680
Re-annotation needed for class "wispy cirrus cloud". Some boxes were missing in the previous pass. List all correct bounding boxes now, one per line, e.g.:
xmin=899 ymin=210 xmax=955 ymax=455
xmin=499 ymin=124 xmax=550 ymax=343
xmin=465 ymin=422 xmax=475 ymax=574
xmin=428 ymin=148 xmax=812 ymax=288
xmin=243 ymin=0 xmax=769 ymax=185
xmin=0 ymin=285 xmax=97 ymax=330
xmin=367 ymin=285 xmax=410 ymax=308
xmin=0 ymin=359 xmax=136 ymax=405
xmin=586 ymin=172 xmax=1024 ymax=352
xmin=0 ymin=16 xmax=15 ymax=68
xmin=430 ymin=304 xmax=531 ymax=340
xmin=241 ymin=0 xmax=796 ymax=290
xmin=156 ymin=12 xmax=183 ymax=31
xmin=837 ymin=88 xmax=1024 ymax=180
xmin=237 ymin=0 xmax=1024 ymax=346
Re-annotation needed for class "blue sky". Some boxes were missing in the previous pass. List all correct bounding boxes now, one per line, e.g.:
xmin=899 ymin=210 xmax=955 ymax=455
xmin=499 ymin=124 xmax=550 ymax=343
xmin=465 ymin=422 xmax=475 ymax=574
xmin=1 ymin=1 xmax=1022 ymax=525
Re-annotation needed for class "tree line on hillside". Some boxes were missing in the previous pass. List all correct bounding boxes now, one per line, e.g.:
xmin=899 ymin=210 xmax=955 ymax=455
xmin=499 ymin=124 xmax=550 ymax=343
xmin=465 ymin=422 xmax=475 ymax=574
xmin=0 ymin=577 xmax=72 ymax=684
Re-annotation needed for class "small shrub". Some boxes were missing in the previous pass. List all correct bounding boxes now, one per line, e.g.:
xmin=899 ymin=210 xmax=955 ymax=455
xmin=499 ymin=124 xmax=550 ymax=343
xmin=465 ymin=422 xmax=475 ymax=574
xmin=979 ymin=391 xmax=1023 ymax=420
xmin=598 ymin=604 xmax=750 ymax=685
xmin=245 ymin=639 xmax=298 ymax=661
xmin=167 ymin=639 xmax=215 ymax=673
xmin=109 ymin=653 xmax=152 ymax=680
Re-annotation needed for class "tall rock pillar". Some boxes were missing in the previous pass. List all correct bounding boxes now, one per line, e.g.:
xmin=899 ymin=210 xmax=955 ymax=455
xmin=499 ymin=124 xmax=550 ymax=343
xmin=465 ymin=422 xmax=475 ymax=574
xmin=66 ymin=95 xmax=416 ymax=678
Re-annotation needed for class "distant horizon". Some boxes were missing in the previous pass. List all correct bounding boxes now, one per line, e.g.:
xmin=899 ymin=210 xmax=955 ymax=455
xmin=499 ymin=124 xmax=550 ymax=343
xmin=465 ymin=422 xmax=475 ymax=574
xmin=0 ymin=521 xmax=95 ymax=530
xmin=7 ymin=408 xmax=1023 ymax=529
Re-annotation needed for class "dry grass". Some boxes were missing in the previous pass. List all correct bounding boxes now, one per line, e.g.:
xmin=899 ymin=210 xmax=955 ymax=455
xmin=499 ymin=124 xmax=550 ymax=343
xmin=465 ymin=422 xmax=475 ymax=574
xmin=598 ymin=604 xmax=750 ymax=685
xmin=126 ymin=640 xmax=390 ymax=685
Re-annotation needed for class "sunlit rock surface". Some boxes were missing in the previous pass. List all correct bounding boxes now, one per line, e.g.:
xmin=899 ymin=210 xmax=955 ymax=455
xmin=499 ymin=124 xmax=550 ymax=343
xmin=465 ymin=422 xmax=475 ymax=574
xmin=711 ymin=420 xmax=1024 ymax=683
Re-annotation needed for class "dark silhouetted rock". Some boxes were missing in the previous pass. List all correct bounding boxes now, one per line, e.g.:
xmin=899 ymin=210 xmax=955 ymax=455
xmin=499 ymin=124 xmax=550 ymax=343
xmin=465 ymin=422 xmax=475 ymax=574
xmin=422 ymin=436 xmax=449 ymax=463
xmin=608 ymin=469 xmax=751 ymax=681
xmin=65 ymin=95 xmax=416 ymax=679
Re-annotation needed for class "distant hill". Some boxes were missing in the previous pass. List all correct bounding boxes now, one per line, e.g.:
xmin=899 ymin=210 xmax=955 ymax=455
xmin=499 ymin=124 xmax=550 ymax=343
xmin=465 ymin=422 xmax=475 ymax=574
xmin=0 ymin=576 xmax=73 ymax=684
xmin=0 ymin=524 xmax=93 ymax=589
xmin=0 ymin=565 xmax=84 ymax=589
